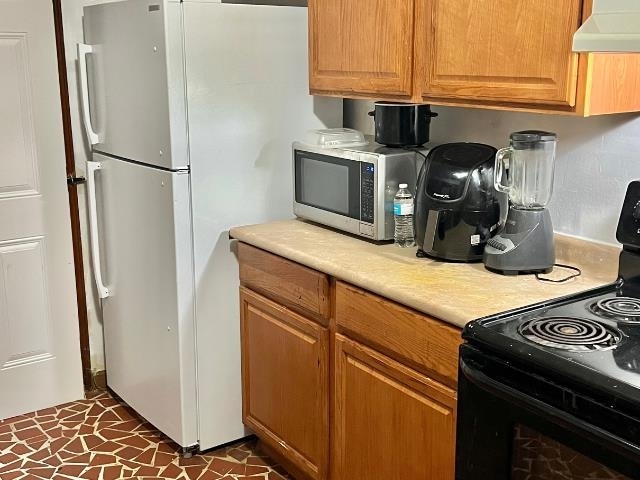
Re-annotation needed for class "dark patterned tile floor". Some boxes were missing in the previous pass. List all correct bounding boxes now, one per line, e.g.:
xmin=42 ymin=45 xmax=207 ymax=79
xmin=0 ymin=389 xmax=291 ymax=480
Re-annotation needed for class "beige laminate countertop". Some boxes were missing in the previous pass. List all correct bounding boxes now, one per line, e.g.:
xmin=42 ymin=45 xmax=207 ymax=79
xmin=230 ymin=219 xmax=620 ymax=329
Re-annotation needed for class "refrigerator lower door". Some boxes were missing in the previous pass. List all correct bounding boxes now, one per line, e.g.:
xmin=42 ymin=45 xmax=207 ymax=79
xmin=93 ymin=152 xmax=197 ymax=448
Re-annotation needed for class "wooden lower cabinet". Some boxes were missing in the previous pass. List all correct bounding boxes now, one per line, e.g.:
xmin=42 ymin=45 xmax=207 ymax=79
xmin=238 ymin=243 xmax=330 ymax=325
xmin=335 ymin=281 xmax=462 ymax=388
xmin=332 ymin=334 xmax=457 ymax=480
xmin=240 ymin=287 xmax=329 ymax=480
xmin=238 ymin=244 xmax=461 ymax=479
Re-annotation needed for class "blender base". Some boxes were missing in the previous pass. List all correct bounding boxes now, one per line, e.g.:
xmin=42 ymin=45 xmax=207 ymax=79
xmin=484 ymin=266 xmax=554 ymax=276
xmin=483 ymin=208 xmax=555 ymax=275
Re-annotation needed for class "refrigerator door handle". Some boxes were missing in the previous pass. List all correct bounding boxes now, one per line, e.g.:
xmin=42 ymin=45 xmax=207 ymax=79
xmin=87 ymin=161 xmax=110 ymax=299
xmin=77 ymin=43 xmax=100 ymax=145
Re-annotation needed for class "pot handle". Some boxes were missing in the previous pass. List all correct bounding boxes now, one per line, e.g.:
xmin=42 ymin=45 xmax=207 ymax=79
xmin=368 ymin=110 xmax=375 ymax=117
xmin=426 ymin=110 xmax=439 ymax=118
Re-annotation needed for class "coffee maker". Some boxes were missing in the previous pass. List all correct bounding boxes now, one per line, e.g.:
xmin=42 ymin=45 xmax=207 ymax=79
xmin=483 ymin=131 xmax=557 ymax=275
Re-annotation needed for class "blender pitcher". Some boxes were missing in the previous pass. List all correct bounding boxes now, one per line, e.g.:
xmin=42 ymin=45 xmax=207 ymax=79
xmin=495 ymin=131 xmax=557 ymax=209
xmin=483 ymin=131 xmax=557 ymax=275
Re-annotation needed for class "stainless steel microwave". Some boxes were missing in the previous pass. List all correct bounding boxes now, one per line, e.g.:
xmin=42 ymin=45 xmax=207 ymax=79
xmin=292 ymin=140 xmax=423 ymax=240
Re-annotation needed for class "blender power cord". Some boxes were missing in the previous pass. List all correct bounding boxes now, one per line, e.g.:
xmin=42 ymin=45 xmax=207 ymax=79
xmin=535 ymin=264 xmax=582 ymax=283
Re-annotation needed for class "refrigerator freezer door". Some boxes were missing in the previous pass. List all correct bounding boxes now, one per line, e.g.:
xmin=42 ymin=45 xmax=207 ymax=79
xmin=82 ymin=1 xmax=187 ymax=170
xmin=94 ymin=153 xmax=197 ymax=447
xmin=184 ymin=2 xmax=342 ymax=450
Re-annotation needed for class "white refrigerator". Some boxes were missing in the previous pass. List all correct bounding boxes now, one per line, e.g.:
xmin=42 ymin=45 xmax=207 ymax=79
xmin=79 ymin=0 xmax=341 ymax=452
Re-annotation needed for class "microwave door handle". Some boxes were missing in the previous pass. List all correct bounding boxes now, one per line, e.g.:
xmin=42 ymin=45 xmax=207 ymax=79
xmin=460 ymin=359 xmax=640 ymax=456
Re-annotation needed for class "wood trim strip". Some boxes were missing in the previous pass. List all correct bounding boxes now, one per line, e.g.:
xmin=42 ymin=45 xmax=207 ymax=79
xmin=52 ymin=0 xmax=92 ymax=387
xmin=238 ymin=243 xmax=331 ymax=325
xmin=335 ymin=281 xmax=462 ymax=388
xmin=585 ymin=53 xmax=640 ymax=115
xmin=335 ymin=334 xmax=457 ymax=408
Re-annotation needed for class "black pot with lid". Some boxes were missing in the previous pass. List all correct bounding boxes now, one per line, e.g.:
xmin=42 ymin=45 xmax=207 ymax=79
xmin=368 ymin=102 xmax=438 ymax=147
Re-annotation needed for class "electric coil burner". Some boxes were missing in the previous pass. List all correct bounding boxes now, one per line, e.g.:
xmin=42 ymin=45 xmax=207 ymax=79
xmin=456 ymin=181 xmax=640 ymax=480
xmin=589 ymin=297 xmax=640 ymax=322
xmin=518 ymin=317 xmax=622 ymax=352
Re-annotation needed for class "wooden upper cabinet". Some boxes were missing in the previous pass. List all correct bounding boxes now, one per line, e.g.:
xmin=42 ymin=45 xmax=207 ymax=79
xmin=308 ymin=0 xmax=640 ymax=114
xmin=415 ymin=0 xmax=583 ymax=107
xmin=309 ymin=0 xmax=415 ymax=99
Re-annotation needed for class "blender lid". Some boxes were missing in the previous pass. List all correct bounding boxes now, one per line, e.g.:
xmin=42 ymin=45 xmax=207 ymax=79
xmin=510 ymin=130 xmax=557 ymax=145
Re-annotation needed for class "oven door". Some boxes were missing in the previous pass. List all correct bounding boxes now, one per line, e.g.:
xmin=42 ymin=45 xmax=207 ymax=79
xmin=457 ymin=344 xmax=640 ymax=480
xmin=293 ymin=149 xmax=372 ymax=237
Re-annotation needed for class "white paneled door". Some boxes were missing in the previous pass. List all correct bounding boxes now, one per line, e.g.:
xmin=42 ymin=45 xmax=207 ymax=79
xmin=0 ymin=0 xmax=84 ymax=419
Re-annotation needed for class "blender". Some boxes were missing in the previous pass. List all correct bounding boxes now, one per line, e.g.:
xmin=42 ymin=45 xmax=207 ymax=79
xmin=483 ymin=131 xmax=557 ymax=275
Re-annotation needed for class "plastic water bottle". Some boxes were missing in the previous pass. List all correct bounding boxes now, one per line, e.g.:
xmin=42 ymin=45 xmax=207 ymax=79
xmin=394 ymin=183 xmax=415 ymax=247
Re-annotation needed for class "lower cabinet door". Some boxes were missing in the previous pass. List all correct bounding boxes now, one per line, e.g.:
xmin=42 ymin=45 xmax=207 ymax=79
xmin=333 ymin=334 xmax=457 ymax=480
xmin=240 ymin=287 xmax=329 ymax=480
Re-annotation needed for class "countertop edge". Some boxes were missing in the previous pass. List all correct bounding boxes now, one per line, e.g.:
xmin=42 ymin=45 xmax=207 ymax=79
xmin=230 ymin=221 xmax=619 ymax=329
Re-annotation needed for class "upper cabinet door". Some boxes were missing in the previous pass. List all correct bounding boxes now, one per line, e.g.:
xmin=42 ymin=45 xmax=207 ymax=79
xmin=309 ymin=0 xmax=415 ymax=99
xmin=415 ymin=0 xmax=583 ymax=106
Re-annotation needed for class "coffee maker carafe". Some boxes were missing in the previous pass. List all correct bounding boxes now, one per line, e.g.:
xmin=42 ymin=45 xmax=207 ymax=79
xmin=483 ymin=131 xmax=557 ymax=274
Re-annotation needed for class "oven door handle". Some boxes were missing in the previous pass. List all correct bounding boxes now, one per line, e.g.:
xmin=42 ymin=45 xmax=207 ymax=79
xmin=460 ymin=358 xmax=640 ymax=456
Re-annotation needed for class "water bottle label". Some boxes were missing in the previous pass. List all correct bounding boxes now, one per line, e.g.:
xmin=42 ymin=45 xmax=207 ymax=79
xmin=394 ymin=203 xmax=414 ymax=215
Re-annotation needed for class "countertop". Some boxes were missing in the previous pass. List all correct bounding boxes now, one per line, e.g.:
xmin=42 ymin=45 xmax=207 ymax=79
xmin=230 ymin=219 xmax=620 ymax=329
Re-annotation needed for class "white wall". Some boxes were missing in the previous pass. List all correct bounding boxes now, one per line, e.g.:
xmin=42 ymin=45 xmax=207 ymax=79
xmin=61 ymin=0 xmax=640 ymax=370
xmin=346 ymin=100 xmax=640 ymax=246
xmin=61 ymin=0 xmax=121 ymax=372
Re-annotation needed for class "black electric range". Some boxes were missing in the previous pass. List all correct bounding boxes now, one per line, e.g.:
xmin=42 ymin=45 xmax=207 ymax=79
xmin=456 ymin=182 xmax=640 ymax=480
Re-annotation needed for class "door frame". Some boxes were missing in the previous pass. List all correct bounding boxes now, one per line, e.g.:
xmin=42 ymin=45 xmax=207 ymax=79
xmin=52 ymin=0 xmax=92 ymax=388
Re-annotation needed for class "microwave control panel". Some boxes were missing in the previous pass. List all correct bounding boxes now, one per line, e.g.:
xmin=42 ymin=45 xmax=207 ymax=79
xmin=361 ymin=162 xmax=375 ymax=224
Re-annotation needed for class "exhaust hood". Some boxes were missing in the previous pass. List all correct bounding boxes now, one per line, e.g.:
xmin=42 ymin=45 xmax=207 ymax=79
xmin=573 ymin=0 xmax=640 ymax=52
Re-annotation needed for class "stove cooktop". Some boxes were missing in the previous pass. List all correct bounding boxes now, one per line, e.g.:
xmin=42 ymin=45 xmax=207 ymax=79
xmin=466 ymin=280 xmax=640 ymax=408
xmin=466 ymin=181 xmax=640 ymax=409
